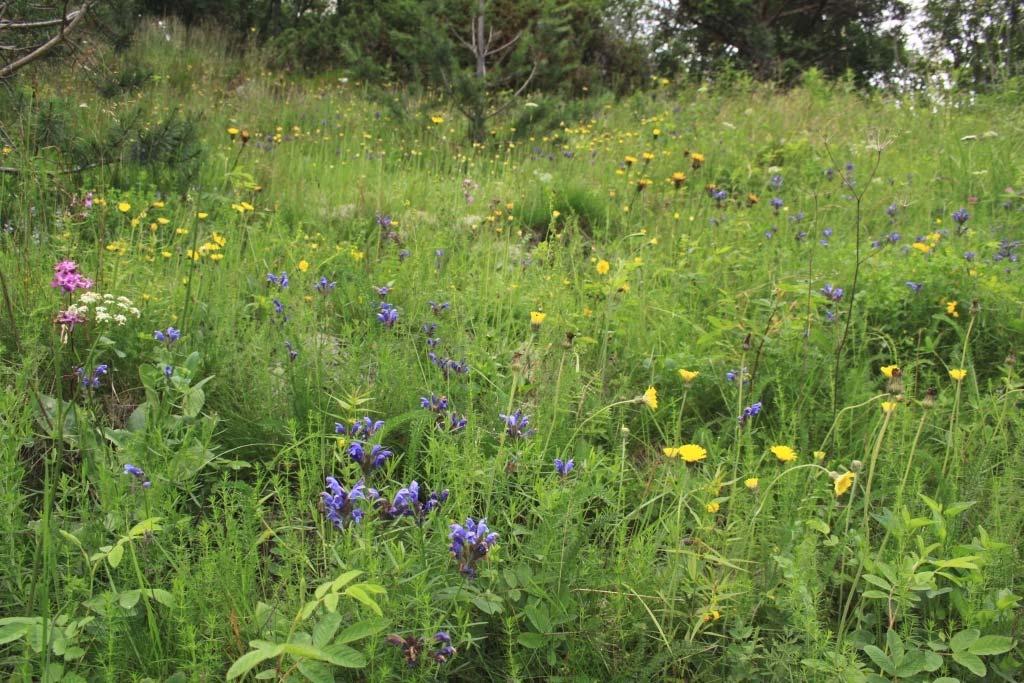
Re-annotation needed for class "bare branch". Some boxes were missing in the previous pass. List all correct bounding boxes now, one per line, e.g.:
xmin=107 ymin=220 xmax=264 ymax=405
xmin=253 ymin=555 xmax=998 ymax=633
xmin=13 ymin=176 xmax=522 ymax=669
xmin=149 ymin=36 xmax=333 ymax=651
xmin=488 ymin=61 xmax=538 ymax=119
xmin=0 ymin=2 xmax=90 ymax=79
xmin=484 ymin=30 xmax=522 ymax=57
xmin=0 ymin=9 xmax=83 ymax=31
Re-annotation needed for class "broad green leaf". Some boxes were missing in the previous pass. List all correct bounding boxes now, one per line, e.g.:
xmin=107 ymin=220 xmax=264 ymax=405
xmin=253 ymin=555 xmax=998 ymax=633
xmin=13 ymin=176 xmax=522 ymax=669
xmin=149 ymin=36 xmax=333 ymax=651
xmin=127 ymin=517 xmax=163 ymax=538
xmin=950 ymin=628 xmax=980 ymax=652
xmin=312 ymin=612 xmax=342 ymax=647
xmin=0 ymin=622 xmax=29 ymax=645
xmin=863 ymin=645 xmax=895 ymax=675
xmin=343 ymin=585 xmax=382 ymax=616
xmin=118 ymin=590 xmax=141 ymax=609
xmin=517 ymin=632 xmax=547 ymax=649
xmin=106 ymin=543 xmax=125 ymax=569
xmin=146 ymin=589 xmax=175 ymax=608
xmin=329 ymin=570 xmax=363 ymax=592
xmin=321 ymin=642 xmax=368 ymax=668
xmin=966 ymin=635 xmax=1014 ymax=656
xmin=297 ymin=659 xmax=334 ymax=683
xmin=951 ymin=651 xmax=985 ymax=677
xmin=226 ymin=645 xmax=285 ymax=680
xmin=863 ymin=574 xmax=892 ymax=591
xmin=895 ymin=649 xmax=930 ymax=677
xmin=322 ymin=593 xmax=339 ymax=613
xmin=933 ymin=557 xmax=980 ymax=570
xmin=886 ymin=630 xmax=905 ymax=663
xmin=335 ymin=618 xmax=387 ymax=645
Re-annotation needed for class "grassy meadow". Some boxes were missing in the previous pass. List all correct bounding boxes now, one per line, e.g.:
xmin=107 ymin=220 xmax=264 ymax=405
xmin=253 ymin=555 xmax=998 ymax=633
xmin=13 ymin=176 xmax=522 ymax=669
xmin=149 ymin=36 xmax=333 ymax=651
xmin=1 ymin=21 xmax=1023 ymax=682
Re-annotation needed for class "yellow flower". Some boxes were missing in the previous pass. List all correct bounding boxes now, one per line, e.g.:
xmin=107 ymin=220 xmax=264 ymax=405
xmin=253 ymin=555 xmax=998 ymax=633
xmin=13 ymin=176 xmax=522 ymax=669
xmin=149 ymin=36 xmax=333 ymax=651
xmin=669 ymin=444 xmax=707 ymax=463
xmin=298 ymin=259 xmax=310 ymax=272
xmin=678 ymin=369 xmax=699 ymax=384
xmin=430 ymin=115 xmax=445 ymax=125
xmin=706 ymin=501 xmax=720 ymax=514
xmin=813 ymin=450 xmax=826 ymax=461
xmin=912 ymin=242 xmax=932 ymax=254
xmin=530 ymin=311 xmax=546 ymax=326
xmin=946 ymin=300 xmax=959 ymax=318
xmin=669 ymin=171 xmax=687 ymax=188
xmin=551 ymin=210 xmax=560 ymax=219
xmin=596 ymin=259 xmax=610 ymax=275
xmin=744 ymin=477 xmax=759 ymax=491
xmin=880 ymin=364 xmax=900 ymax=379
xmin=624 ymin=155 xmax=637 ymax=166
xmin=642 ymin=386 xmax=658 ymax=410
xmin=949 ymin=368 xmax=967 ymax=381
xmin=690 ymin=152 xmax=705 ymax=169
xmin=881 ymin=401 xmax=897 ymax=413
xmin=834 ymin=471 xmax=856 ymax=497
xmin=771 ymin=445 xmax=797 ymax=463
xmin=197 ymin=212 xmax=209 ymax=220
xmin=641 ymin=151 xmax=655 ymax=161
xmin=117 ymin=202 xmax=131 ymax=213
xmin=227 ymin=126 xmax=240 ymax=137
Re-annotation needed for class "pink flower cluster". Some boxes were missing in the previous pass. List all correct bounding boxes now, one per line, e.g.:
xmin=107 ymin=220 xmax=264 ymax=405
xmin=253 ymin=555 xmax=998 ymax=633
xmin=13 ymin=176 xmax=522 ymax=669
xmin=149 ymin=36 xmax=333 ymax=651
xmin=50 ymin=260 xmax=93 ymax=293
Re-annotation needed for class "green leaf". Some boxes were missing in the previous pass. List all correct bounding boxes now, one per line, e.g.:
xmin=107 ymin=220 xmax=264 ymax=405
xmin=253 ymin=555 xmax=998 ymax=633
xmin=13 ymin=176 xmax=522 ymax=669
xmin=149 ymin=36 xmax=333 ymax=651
xmin=127 ymin=517 xmax=163 ymax=538
xmin=933 ymin=557 xmax=980 ymax=570
xmin=895 ymin=649 xmax=929 ymax=677
xmin=517 ymin=632 xmax=547 ymax=649
xmin=297 ymin=659 xmax=334 ymax=683
xmin=966 ymin=635 xmax=1014 ymax=656
xmin=322 ymin=593 xmax=339 ymax=613
xmin=182 ymin=387 xmax=205 ymax=418
xmin=146 ymin=589 xmax=175 ymax=608
xmin=312 ymin=612 xmax=342 ymax=647
xmin=335 ymin=618 xmax=387 ymax=645
xmin=952 ymin=651 xmax=986 ymax=677
xmin=0 ymin=622 xmax=29 ymax=645
xmin=932 ymin=678 xmax=960 ymax=683
xmin=321 ymin=642 xmax=368 ymax=668
xmin=106 ymin=543 xmax=125 ymax=568
xmin=343 ymin=585 xmax=382 ymax=616
xmin=950 ymin=629 xmax=980 ymax=652
xmin=886 ymin=630 xmax=905 ymax=663
xmin=805 ymin=518 xmax=830 ymax=535
xmin=226 ymin=645 xmax=285 ymax=680
xmin=118 ymin=590 xmax=141 ymax=609
xmin=329 ymin=570 xmax=363 ymax=592
xmin=863 ymin=645 xmax=895 ymax=675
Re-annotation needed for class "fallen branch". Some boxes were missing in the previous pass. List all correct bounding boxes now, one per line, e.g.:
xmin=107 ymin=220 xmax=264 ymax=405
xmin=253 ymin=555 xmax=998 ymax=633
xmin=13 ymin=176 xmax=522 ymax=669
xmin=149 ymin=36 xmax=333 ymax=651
xmin=0 ymin=2 xmax=90 ymax=80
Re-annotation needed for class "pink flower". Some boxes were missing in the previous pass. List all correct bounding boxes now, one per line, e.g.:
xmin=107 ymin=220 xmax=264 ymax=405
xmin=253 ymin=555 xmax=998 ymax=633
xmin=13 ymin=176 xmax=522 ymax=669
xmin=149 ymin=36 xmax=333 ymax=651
xmin=50 ymin=260 xmax=93 ymax=293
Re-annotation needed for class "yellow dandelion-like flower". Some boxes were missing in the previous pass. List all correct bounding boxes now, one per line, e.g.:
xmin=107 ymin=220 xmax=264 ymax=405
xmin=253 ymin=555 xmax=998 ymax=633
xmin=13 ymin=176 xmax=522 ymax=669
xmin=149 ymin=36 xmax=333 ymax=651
xmin=912 ymin=242 xmax=932 ymax=254
xmin=834 ymin=471 xmax=856 ymax=497
xmin=624 ymin=155 xmax=637 ymax=166
xmin=197 ymin=212 xmax=209 ymax=220
xmin=641 ymin=151 xmax=655 ymax=162
xmin=880 ymin=364 xmax=900 ymax=379
xmin=117 ymin=202 xmax=131 ymax=213
xmin=678 ymin=369 xmax=699 ymax=384
xmin=690 ymin=152 xmax=705 ymax=169
xmin=227 ymin=126 xmax=239 ymax=137
xmin=596 ymin=259 xmax=610 ymax=275
xmin=771 ymin=445 xmax=797 ymax=463
xmin=946 ymin=300 xmax=959 ymax=317
xmin=744 ymin=477 xmax=759 ymax=491
xmin=949 ymin=368 xmax=967 ymax=381
xmin=298 ymin=259 xmax=310 ymax=272
xmin=669 ymin=171 xmax=687 ymax=189
xmin=530 ymin=311 xmax=546 ymax=326
xmin=642 ymin=386 xmax=658 ymax=410
xmin=430 ymin=115 xmax=445 ymax=125
xmin=881 ymin=401 xmax=897 ymax=413
xmin=706 ymin=501 xmax=720 ymax=514
xmin=672 ymin=444 xmax=707 ymax=463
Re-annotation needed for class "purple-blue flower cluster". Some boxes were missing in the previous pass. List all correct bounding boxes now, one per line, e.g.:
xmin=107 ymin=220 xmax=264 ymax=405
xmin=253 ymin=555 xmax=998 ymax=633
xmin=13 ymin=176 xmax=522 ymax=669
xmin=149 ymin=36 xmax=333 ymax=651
xmin=449 ymin=517 xmax=499 ymax=578
xmin=375 ymin=480 xmax=448 ymax=523
xmin=387 ymin=631 xmax=456 ymax=667
xmin=321 ymin=477 xmax=370 ymax=528
xmin=738 ymin=401 xmax=762 ymax=425
xmin=554 ymin=457 xmax=574 ymax=477
xmin=76 ymin=364 xmax=109 ymax=390
xmin=266 ymin=271 xmax=289 ymax=288
xmin=500 ymin=409 xmax=536 ymax=439
xmin=377 ymin=302 xmax=399 ymax=327
xmin=153 ymin=326 xmax=181 ymax=344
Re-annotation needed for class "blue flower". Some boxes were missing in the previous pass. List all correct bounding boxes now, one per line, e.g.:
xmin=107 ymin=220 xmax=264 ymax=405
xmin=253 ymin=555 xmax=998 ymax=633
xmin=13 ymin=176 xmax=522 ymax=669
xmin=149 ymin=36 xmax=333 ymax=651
xmin=420 ymin=394 xmax=449 ymax=412
xmin=322 ymin=477 xmax=372 ymax=529
xmin=123 ymin=463 xmax=152 ymax=488
xmin=554 ymin=458 xmax=574 ymax=477
xmin=376 ymin=481 xmax=448 ymax=522
xmin=738 ymin=401 xmax=762 ymax=425
xmin=500 ymin=409 xmax=536 ymax=439
xmin=820 ymin=284 xmax=844 ymax=302
xmin=314 ymin=276 xmax=336 ymax=294
xmin=428 ymin=301 xmax=451 ymax=316
xmin=377 ymin=302 xmax=399 ymax=327
xmin=886 ymin=203 xmax=898 ymax=218
xmin=76 ymin=364 xmax=109 ymax=390
xmin=376 ymin=214 xmax=393 ymax=229
xmin=266 ymin=271 xmax=289 ymax=288
xmin=906 ymin=281 xmax=923 ymax=293
xmin=769 ymin=174 xmax=783 ymax=190
xmin=284 ymin=341 xmax=298 ymax=361
xmin=449 ymin=517 xmax=499 ymax=578
xmin=153 ymin=326 xmax=181 ymax=344
xmin=335 ymin=417 xmax=385 ymax=439
xmin=444 ymin=413 xmax=468 ymax=433
xmin=770 ymin=197 xmax=784 ymax=211
xmin=375 ymin=285 xmax=391 ymax=298
xmin=163 ymin=364 xmax=174 ymax=378
xmin=952 ymin=208 xmax=969 ymax=226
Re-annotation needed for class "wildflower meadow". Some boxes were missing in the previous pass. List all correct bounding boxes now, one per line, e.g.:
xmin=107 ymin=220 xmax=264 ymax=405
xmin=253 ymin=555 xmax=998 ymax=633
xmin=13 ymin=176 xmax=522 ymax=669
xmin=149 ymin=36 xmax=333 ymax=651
xmin=1 ymin=18 xmax=1023 ymax=683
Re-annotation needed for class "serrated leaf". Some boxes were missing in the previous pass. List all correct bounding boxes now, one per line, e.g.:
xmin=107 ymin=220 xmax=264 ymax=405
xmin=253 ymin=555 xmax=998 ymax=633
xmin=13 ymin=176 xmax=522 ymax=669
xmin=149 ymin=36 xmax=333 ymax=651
xmin=952 ymin=651 xmax=986 ymax=677
xmin=966 ymin=635 xmax=1014 ymax=656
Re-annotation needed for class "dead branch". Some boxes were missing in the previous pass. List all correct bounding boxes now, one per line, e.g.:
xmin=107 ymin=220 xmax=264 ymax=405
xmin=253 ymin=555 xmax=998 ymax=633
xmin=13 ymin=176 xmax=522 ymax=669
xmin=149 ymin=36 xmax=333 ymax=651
xmin=0 ymin=2 xmax=90 ymax=80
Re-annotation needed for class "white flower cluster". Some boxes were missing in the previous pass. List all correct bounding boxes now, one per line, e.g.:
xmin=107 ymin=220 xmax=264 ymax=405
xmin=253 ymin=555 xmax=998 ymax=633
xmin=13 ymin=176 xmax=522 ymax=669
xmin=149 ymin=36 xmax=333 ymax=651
xmin=67 ymin=291 xmax=141 ymax=326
